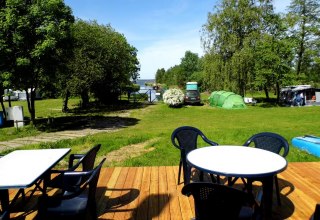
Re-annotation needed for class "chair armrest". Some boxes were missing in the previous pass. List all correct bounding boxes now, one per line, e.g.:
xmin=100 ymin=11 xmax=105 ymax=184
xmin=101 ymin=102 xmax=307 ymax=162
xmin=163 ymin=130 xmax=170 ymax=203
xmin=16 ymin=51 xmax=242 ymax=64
xmin=243 ymin=139 xmax=252 ymax=146
xmin=48 ymin=169 xmax=67 ymax=174
xmin=50 ymin=170 xmax=95 ymax=199
xmin=68 ymin=153 xmax=85 ymax=169
xmin=202 ymin=136 xmax=218 ymax=146
xmin=43 ymin=169 xmax=68 ymax=189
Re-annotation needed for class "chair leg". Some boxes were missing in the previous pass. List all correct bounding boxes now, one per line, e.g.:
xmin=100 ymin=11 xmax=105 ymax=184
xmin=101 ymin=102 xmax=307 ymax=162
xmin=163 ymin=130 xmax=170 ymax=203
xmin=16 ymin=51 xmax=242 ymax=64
xmin=209 ymin=174 xmax=220 ymax=184
xmin=246 ymin=179 xmax=253 ymax=195
xmin=274 ymin=175 xmax=281 ymax=206
xmin=183 ymin=166 xmax=191 ymax=185
xmin=228 ymin=177 xmax=238 ymax=186
xmin=199 ymin=171 xmax=204 ymax=182
xmin=178 ymin=161 xmax=182 ymax=185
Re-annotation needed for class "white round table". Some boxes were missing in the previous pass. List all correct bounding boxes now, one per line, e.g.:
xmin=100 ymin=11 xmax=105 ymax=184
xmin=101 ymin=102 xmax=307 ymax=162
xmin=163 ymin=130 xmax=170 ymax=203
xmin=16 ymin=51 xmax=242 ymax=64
xmin=187 ymin=145 xmax=287 ymax=178
xmin=187 ymin=145 xmax=288 ymax=218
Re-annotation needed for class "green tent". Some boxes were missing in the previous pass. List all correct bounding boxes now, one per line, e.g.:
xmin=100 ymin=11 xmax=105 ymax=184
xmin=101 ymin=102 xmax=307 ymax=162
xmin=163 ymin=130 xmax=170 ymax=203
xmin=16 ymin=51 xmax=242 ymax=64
xmin=209 ymin=91 xmax=247 ymax=109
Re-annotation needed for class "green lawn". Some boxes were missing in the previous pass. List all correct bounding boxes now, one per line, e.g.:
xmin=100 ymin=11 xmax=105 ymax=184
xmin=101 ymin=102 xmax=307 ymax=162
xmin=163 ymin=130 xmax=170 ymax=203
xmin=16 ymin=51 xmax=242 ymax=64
xmin=1 ymin=98 xmax=320 ymax=166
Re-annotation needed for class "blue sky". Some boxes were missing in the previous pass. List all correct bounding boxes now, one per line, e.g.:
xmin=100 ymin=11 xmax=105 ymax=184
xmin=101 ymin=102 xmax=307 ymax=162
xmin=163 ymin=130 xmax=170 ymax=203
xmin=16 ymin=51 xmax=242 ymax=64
xmin=64 ymin=0 xmax=291 ymax=79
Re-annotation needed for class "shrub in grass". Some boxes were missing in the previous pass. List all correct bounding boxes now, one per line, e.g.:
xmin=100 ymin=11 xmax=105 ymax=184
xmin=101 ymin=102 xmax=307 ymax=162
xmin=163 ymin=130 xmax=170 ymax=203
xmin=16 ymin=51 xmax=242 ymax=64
xmin=163 ymin=88 xmax=184 ymax=107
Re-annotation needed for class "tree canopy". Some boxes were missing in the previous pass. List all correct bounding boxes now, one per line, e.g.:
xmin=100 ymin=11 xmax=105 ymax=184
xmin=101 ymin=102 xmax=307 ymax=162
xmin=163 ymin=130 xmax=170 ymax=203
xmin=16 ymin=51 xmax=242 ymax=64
xmin=67 ymin=20 xmax=140 ymax=107
xmin=0 ymin=0 xmax=74 ymax=122
xmin=0 ymin=2 xmax=140 ymax=120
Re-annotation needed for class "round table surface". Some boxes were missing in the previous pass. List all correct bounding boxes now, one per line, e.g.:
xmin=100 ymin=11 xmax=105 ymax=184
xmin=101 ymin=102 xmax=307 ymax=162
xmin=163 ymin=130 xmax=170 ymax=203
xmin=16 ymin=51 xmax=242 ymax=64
xmin=187 ymin=145 xmax=287 ymax=178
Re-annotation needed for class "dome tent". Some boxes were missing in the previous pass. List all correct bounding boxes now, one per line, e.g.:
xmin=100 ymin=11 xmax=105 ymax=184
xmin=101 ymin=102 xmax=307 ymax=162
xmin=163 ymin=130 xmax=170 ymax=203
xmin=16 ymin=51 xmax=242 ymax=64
xmin=209 ymin=91 xmax=247 ymax=109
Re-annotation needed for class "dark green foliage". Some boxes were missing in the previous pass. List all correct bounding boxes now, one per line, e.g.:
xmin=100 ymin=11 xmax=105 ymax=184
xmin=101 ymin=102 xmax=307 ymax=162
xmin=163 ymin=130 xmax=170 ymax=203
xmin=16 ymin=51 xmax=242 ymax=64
xmin=67 ymin=20 xmax=140 ymax=106
xmin=287 ymin=0 xmax=320 ymax=80
xmin=0 ymin=0 xmax=74 ymax=121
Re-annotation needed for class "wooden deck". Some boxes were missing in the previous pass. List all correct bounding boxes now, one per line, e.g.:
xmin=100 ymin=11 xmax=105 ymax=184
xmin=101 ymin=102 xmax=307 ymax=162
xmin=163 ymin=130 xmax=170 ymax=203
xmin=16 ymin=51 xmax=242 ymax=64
xmin=7 ymin=162 xmax=320 ymax=219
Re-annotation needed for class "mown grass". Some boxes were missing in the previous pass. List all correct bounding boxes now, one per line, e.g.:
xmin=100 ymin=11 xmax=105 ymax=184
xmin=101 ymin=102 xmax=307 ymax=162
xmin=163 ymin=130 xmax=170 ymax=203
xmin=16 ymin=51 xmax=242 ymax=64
xmin=0 ymin=98 xmax=320 ymax=166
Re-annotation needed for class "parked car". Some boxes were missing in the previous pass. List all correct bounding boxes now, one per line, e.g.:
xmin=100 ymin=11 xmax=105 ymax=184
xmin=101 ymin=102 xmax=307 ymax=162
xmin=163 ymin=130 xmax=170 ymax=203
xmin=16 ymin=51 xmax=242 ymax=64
xmin=184 ymin=90 xmax=201 ymax=105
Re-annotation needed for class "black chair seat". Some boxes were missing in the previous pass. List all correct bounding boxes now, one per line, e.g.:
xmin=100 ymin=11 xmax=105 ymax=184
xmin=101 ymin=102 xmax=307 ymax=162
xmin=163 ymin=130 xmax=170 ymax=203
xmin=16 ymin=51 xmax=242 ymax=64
xmin=39 ymin=193 xmax=88 ymax=216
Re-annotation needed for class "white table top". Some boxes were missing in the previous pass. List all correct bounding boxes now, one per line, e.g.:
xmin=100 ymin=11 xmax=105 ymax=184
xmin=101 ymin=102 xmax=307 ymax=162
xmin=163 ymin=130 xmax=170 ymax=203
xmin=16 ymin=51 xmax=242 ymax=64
xmin=0 ymin=148 xmax=70 ymax=189
xmin=187 ymin=145 xmax=287 ymax=178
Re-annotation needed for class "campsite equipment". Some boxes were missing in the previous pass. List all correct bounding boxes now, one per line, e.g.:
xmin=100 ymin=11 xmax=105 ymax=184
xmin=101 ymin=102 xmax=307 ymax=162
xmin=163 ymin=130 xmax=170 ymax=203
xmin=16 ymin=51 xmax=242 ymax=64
xmin=209 ymin=91 xmax=246 ymax=109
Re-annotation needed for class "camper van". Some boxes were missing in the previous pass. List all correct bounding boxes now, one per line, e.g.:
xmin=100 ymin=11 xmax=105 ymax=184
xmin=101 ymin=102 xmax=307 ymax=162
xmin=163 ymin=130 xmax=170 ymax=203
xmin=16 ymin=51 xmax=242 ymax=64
xmin=184 ymin=82 xmax=201 ymax=105
xmin=280 ymin=85 xmax=320 ymax=106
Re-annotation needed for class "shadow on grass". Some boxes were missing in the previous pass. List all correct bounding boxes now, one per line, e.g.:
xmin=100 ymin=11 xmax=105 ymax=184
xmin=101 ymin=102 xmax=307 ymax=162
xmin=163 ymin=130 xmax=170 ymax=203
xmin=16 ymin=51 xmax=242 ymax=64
xmin=34 ymin=115 xmax=140 ymax=132
xmin=254 ymin=98 xmax=286 ymax=108
xmin=68 ymin=100 xmax=150 ymax=114
xmin=33 ymin=101 xmax=147 ymax=132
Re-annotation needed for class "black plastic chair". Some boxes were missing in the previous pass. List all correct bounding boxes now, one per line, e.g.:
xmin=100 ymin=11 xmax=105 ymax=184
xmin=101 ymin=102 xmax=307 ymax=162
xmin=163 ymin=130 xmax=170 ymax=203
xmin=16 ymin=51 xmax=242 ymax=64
xmin=231 ymin=132 xmax=289 ymax=206
xmin=44 ymin=144 xmax=101 ymax=190
xmin=171 ymin=126 xmax=218 ymax=185
xmin=37 ymin=158 xmax=106 ymax=220
xmin=182 ymin=182 xmax=256 ymax=220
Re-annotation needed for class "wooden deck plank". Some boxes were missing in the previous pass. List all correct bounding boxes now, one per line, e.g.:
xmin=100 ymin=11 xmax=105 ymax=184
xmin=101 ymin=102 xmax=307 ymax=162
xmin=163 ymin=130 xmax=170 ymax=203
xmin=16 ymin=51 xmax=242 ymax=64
xmin=97 ymin=166 xmax=120 ymax=217
xmin=135 ymin=167 xmax=151 ymax=220
xmin=111 ymin=167 xmax=137 ymax=220
xmin=158 ymin=166 xmax=170 ymax=220
xmin=149 ymin=166 xmax=159 ymax=220
xmin=173 ymin=165 xmax=193 ymax=220
xmin=101 ymin=167 xmax=129 ymax=219
xmin=123 ymin=166 xmax=144 ymax=219
xmin=6 ymin=162 xmax=320 ymax=220
xmin=166 ymin=166 xmax=183 ymax=220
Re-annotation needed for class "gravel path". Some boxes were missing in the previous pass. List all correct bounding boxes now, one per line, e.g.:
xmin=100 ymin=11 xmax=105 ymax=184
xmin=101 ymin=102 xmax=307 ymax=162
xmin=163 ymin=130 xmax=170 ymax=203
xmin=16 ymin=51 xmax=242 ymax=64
xmin=0 ymin=127 xmax=119 ymax=152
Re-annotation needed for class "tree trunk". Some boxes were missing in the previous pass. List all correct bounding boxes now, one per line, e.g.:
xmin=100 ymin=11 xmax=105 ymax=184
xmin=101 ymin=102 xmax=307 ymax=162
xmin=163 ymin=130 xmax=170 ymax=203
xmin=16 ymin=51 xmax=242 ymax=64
xmin=26 ymin=88 xmax=36 ymax=125
xmin=8 ymin=96 xmax=12 ymax=107
xmin=0 ymin=87 xmax=7 ymax=120
xmin=62 ymin=90 xmax=70 ymax=112
xmin=276 ymin=81 xmax=280 ymax=102
xmin=80 ymin=90 xmax=89 ymax=108
xmin=296 ymin=4 xmax=307 ymax=75
xmin=264 ymin=86 xmax=269 ymax=100
xmin=0 ymin=100 xmax=6 ymax=121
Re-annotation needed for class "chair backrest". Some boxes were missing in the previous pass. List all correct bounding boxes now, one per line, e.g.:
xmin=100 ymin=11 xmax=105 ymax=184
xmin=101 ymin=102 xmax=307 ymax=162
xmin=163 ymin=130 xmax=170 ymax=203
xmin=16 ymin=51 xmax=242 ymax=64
xmin=69 ymin=144 xmax=101 ymax=171
xmin=243 ymin=132 xmax=289 ymax=157
xmin=62 ymin=157 xmax=106 ymax=200
xmin=171 ymin=126 xmax=218 ymax=154
xmin=182 ymin=182 xmax=255 ymax=220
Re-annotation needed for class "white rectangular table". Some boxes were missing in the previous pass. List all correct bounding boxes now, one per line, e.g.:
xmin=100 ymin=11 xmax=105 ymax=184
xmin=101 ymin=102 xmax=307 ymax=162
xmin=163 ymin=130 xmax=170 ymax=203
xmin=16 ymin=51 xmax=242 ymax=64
xmin=187 ymin=145 xmax=287 ymax=219
xmin=0 ymin=148 xmax=71 ymax=219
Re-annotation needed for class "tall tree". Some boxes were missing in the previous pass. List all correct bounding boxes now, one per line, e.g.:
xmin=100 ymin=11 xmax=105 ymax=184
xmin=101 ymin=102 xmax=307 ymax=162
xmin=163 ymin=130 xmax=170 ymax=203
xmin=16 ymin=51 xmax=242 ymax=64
xmin=202 ymin=0 xmax=263 ymax=96
xmin=180 ymin=51 xmax=200 ymax=81
xmin=155 ymin=68 xmax=166 ymax=83
xmin=287 ymin=0 xmax=320 ymax=77
xmin=67 ymin=20 xmax=140 ymax=106
xmin=0 ymin=0 xmax=74 ymax=123
xmin=201 ymin=0 xmax=296 ymax=98
xmin=253 ymin=3 xmax=295 ymax=100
